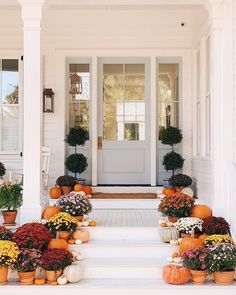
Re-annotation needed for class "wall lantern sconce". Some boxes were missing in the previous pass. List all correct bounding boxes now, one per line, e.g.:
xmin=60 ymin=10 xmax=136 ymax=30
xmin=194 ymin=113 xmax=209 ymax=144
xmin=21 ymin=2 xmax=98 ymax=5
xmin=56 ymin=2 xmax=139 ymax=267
xmin=69 ymin=64 xmax=82 ymax=99
xmin=43 ymin=88 xmax=54 ymax=113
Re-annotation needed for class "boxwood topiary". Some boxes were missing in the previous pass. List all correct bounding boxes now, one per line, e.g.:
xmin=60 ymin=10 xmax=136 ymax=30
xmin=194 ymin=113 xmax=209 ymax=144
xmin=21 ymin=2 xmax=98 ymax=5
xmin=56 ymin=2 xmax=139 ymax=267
xmin=169 ymin=174 xmax=192 ymax=188
xmin=163 ymin=152 xmax=184 ymax=176
xmin=65 ymin=153 xmax=88 ymax=178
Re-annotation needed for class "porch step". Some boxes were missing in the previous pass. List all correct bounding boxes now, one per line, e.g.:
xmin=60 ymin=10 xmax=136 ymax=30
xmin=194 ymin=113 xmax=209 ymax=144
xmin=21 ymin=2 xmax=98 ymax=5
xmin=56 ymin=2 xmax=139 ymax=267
xmin=92 ymin=186 xmax=163 ymax=194
xmin=70 ymin=239 xmax=177 ymax=258
xmin=90 ymin=199 xmax=160 ymax=209
xmin=92 ymin=193 xmax=157 ymax=199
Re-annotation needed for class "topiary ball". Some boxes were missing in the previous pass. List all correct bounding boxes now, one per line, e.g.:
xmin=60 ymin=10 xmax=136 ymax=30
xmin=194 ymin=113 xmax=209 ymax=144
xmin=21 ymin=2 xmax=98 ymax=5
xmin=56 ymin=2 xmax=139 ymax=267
xmin=65 ymin=127 xmax=89 ymax=147
xmin=65 ymin=153 xmax=88 ymax=175
xmin=0 ymin=162 xmax=6 ymax=177
xmin=163 ymin=151 xmax=184 ymax=172
xmin=161 ymin=126 xmax=183 ymax=146
xmin=169 ymin=174 xmax=192 ymax=188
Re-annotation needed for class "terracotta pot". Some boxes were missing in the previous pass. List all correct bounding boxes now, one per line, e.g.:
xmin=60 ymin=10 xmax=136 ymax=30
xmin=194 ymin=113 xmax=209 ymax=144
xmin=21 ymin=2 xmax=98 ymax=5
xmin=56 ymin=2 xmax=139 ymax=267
xmin=181 ymin=233 xmax=200 ymax=238
xmin=0 ymin=267 xmax=8 ymax=285
xmin=61 ymin=186 xmax=72 ymax=195
xmin=18 ymin=271 xmax=35 ymax=285
xmin=213 ymin=270 xmax=235 ymax=285
xmin=2 ymin=210 xmax=17 ymax=225
xmin=190 ymin=269 xmax=207 ymax=285
xmin=168 ymin=216 xmax=178 ymax=223
xmin=74 ymin=215 xmax=84 ymax=222
xmin=45 ymin=270 xmax=62 ymax=282
xmin=58 ymin=231 xmax=71 ymax=240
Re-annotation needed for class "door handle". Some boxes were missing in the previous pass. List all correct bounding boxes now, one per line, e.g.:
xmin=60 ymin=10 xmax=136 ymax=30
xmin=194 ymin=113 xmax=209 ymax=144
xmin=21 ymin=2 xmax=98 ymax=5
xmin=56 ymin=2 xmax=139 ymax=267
xmin=98 ymin=136 xmax=103 ymax=150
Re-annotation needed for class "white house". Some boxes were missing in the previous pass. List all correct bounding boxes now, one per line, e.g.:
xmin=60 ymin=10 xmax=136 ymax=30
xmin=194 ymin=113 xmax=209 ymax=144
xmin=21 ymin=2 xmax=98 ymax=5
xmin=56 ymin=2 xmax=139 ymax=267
xmin=0 ymin=0 xmax=236 ymax=292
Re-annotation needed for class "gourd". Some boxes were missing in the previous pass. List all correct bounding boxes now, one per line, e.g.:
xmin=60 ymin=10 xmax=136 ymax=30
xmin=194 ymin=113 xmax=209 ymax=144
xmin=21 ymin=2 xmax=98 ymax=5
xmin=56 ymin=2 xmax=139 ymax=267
xmin=170 ymin=239 xmax=179 ymax=246
xmin=179 ymin=236 xmax=203 ymax=255
xmin=74 ymin=184 xmax=83 ymax=192
xmin=57 ymin=274 xmax=68 ymax=285
xmin=50 ymin=187 xmax=62 ymax=199
xmin=42 ymin=206 xmax=61 ymax=220
xmin=190 ymin=205 xmax=212 ymax=219
xmin=81 ymin=185 xmax=92 ymax=195
xmin=160 ymin=228 xmax=179 ymax=243
xmin=73 ymin=229 xmax=90 ymax=243
xmin=163 ymin=264 xmax=190 ymax=285
xmin=48 ymin=238 xmax=69 ymax=250
xmin=34 ymin=278 xmax=45 ymax=285
xmin=162 ymin=188 xmax=176 ymax=196
xmin=63 ymin=263 xmax=85 ymax=283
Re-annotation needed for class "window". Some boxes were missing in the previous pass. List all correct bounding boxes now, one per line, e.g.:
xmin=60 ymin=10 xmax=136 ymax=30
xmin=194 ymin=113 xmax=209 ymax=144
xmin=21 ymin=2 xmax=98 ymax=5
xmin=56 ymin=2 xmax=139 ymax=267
xmin=0 ymin=59 xmax=21 ymax=154
xmin=103 ymin=64 xmax=145 ymax=141
xmin=68 ymin=63 xmax=90 ymax=134
xmin=158 ymin=64 xmax=179 ymax=140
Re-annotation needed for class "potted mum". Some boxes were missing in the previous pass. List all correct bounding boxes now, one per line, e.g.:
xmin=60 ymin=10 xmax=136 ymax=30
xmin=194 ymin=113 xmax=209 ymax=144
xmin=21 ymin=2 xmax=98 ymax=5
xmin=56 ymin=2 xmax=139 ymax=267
xmin=202 ymin=216 xmax=230 ymax=235
xmin=13 ymin=223 xmax=51 ymax=250
xmin=182 ymin=247 xmax=210 ymax=285
xmin=0 ymin=182 xmax=23 ymax=225
xmin=207 ymin=243 xmax=236 ymax=285
xmin=57 ymin=191 xmax=92 ymax=222
xmin=56 ymin=175 xmax=76 ymax=195
xmin=175 ymin=217 xmax=203 ymax=238
xmin=0 ymin=226 xmax=13 ymax=241
xmin=204 ymin=235 xmax=234 ymax=247
xmin=0 ymin=240 xmax=19 ymax=284
xmin=12 ymin=248 xmax=42 ymax=285
xmin=41 ymin=248 xmax=73 ymax=282
xmin=158 ymin=193 xmax=195 ymax=222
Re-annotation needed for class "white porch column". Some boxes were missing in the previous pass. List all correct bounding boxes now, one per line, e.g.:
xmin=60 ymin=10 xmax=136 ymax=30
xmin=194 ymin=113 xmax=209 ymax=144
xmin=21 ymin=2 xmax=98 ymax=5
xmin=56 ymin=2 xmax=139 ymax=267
xmin=18 ymin=0 xmax=45 ymax=223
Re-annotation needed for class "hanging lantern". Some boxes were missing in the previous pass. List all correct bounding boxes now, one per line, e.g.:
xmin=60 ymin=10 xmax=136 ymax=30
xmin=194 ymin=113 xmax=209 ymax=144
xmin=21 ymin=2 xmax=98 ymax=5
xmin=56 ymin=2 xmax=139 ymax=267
xmin=70 ymin=64 xmax=82 ymax=97
xmin=43 ymin=88 xmax=54 ymax=113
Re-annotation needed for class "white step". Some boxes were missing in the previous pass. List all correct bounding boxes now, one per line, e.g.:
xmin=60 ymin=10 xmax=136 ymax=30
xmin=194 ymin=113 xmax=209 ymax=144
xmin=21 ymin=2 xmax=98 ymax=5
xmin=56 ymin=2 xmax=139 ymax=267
xmin=87 ymin=226 xmax=161 ymax=240
xmin=70 ymin=240 xmax=177 ymax=258
xmin=92 ymin=186 xmax=163 ymax=194
xmin=83 ymin=257 xmax=165 ymax=279
xmin=90 ymin=199 xmax=160 ymax=209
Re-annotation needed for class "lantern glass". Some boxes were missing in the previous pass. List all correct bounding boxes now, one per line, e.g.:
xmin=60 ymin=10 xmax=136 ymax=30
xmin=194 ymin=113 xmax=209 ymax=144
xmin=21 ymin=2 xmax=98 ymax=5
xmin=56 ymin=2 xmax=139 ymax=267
xmin=43 ymin=88 xmax=54 ymax=113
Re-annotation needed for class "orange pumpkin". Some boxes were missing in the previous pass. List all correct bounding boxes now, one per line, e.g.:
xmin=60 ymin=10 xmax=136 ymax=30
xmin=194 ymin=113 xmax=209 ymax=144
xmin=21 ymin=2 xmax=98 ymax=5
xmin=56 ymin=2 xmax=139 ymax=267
xmin=81 ymin=185 xmax=92 ymax=195
xmin=34 ymin=278 xmax=45 ymax=285
xmin=72 ymin=229 xmax=90 ymax=243
xmin=50 ymin=187 xmax=62 ymax=199
xmin=68 ymin=239 xmax=75 ymax=245
xmin=162 ymin=188 xmax=176 ymax=196
xmin=42 ymin=206 xmax=61 ymax=220
xmin=198 ymin=234 xmax=209 ymax=241
xmin=74 ymin=184 xmax=83 ymax=192
xmin=163 ymin=264 xmax=190 ymax=285
xmin=190 ymin=205 xmax=212 ymax=219
xmin=179 ymin=237 xmax=204 ymax=255
xmin=48 ymin=238 xmax=68 ymax=250
xmin=89 ymin=221 xmax=97 ymax=227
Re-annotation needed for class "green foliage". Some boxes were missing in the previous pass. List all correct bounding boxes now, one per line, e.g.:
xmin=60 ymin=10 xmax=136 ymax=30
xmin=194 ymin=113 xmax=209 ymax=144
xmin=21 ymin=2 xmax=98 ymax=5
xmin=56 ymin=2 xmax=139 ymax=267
xmin=0 ymin=183 xmax=23 ymax=211
xmin=0 ymin=162 xmax=6 ymax=177
xmin=65 ymin=153 xmax=88 ymax=177
xmin=161 ymin=126 xmax=182 ymax=146
xmin=65 ymin=127 xmax=89 ymax=147
xmin=163 ymin=151 xmax=184 ymax=176
xmin=169 ymin=174 xmax=192 ymax=188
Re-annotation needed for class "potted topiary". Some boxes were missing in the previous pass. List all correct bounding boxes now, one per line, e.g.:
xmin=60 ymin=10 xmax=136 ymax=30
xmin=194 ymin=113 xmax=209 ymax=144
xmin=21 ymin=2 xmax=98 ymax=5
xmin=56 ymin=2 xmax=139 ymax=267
xmin=169 ymin=174 xmax=192 ymax=191
xmin=161 ymin=126 xmax=184 ymax=186
xmin=56 ymin=175 xmax=76 ymax=195
xmin=65 ymin=127 xmax=89 ymax=183
xmin=0 ymin=182 xmax=23 ymax=225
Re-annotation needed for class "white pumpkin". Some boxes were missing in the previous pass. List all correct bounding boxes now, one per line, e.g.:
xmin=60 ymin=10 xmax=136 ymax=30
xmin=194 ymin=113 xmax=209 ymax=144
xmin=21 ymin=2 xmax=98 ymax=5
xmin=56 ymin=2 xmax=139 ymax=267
xmin=77 ymin=191 xmax=86 ymax=197
xmin=63 ymin=263 xmax=85 ymax=283
xmin=57 ymin=274 xmax=68 ymax=285
xmin=159 ymin=228 xmax=179 ymax=243
xmin=82 ymin=221 xmax=89 ymax=227
xmin=75 ymin=239 xmax=82 ymax=245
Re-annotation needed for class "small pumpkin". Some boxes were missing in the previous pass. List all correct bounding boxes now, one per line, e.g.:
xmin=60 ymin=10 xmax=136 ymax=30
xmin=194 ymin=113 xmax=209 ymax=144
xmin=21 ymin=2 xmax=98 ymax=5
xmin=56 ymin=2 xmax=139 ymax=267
xmin=57 ymin=274 xmax=68 ymax=285
xmin=74 ymin=184 xmax=83 ymax=192
xmin=42 ymin=206 xmax=61 ymax=220
xmin=190 ymin=205 xmax=212 ymax=219
xmin=50 ymin=281 xmax=58 ymax=286
xmin=34 ymin=278 xmax=45 ymax=285
xmin=81 ymin=185 xmax=92 ymax=195
xmin=162 ymin=188 xmax=176 ymax=196
xmin=48 ymin=238 xmax=69 ymax=250
xmin=68 ymin=239 xmax=75 ymax=244
xmin=50 ymin=186 xmax=62 ymax=199
xmin=73 ymin=229 xmax=90 ymax=243
xmin=160 ymin=228 xmax=179 ymax=243
xmin=179 ymin=236 xmax=203 ymax=255
xmin=63 ymin=263 xmax=85 ymax=283
xmin=163 ymin=264 xmax=190 ymax=285
xmin=89 ymin=221 xmax=96 ymax=227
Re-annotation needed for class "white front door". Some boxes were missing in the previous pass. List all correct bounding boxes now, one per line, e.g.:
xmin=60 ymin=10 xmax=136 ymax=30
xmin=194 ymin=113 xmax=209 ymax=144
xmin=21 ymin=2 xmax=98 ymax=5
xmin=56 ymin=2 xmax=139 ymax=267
xmin=98 ymin=58 xmax=151 ymax=185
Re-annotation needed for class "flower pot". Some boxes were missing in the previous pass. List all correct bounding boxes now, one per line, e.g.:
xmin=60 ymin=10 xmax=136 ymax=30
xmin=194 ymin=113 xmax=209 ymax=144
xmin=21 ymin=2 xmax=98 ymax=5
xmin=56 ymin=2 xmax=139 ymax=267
xmin=74 ymin=215 xmax=84 ymax=222
xmin=168 ymin=216 xmax=178 ymax=223
xmin=213 ymin=270 xmax=235 ymax=285
xmin=0 ymin=267 xmax=8 ymax=285
xmin=58 ymin=231 xmax=71 ymax=240
xmin=61 ymin=186 xmax=72 ymax=195
xmin=18 ymin=271 xmax=35 ymax=285
xmin=190 ymin=269 xmax=207 ymax=285
xmin=2 ymin=210 xmax=17 ymax=226
xmin=45 ymin=270 xmax=62 ymax=282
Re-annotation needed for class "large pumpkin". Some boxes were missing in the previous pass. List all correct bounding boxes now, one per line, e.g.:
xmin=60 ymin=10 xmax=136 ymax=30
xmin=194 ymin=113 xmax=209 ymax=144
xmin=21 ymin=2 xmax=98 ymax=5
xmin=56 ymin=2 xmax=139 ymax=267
xmin=81 ymin=185 xmax=92 ymax=195
xmin=190 ymin=205 xmax=212 ymax=219
xmin=163 ymin=264 xmax=190 ymax=285
xmin=162 ymin=188 xmax=176 ymax=196
xmin=74 ymin=184 xmax=83 ymax=192
xmin=50 ymin=187 xmax=62 ymax=199
xmin=63 ymin=264 xmax=85 ymax=283
xmin=42 ymin=206 xmax=61 ymax=220
xmin=179 ymin=237 xmax=204 ymax=255
xmin=72 ymin=229 xmax=90 ymax=243
xmin=48 ymin=238 xmax=68 ymax=250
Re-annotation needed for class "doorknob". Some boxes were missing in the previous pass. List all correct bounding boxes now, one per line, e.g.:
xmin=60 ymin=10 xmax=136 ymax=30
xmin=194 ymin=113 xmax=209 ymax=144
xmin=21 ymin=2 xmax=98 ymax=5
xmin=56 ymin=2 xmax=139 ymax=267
xmin=98 ymin=136 xmax=103 ymax=150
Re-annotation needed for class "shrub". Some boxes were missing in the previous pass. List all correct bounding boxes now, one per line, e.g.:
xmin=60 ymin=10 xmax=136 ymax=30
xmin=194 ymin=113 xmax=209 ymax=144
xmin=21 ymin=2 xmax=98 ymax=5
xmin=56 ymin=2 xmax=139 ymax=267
xmin=65 ymin=153 xmax=88 ymax=178
xmin=163 ymin=152 xmax=184 ymax=175
xmin=65 ymin=127 xmax=89 ymax=148
xmin=0 ymin=183 xmax=23 ymax=211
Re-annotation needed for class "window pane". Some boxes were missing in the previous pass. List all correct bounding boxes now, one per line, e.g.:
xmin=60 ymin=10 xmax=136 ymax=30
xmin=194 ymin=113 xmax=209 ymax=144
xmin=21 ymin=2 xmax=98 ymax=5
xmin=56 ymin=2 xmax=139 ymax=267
xmin=2 ymin=106 xmax=20 ymax=151
xmin=124 ymin=64 xmax=144 ymax=100
xmin=1 ymin=59 xmax=19 ymax=104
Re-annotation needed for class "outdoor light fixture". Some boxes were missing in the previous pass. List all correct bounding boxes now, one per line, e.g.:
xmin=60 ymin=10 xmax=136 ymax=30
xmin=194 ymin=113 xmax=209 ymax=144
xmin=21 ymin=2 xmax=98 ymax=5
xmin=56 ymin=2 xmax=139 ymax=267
xmin=69 ymin=64 xmax=82 ymax=98
xmin=43 ymin=88 xmax=54 ymax=113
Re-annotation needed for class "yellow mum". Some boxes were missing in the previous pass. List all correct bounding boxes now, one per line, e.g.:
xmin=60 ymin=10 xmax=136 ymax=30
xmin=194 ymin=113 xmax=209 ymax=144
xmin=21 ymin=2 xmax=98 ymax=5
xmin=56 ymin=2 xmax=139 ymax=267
xmin=0 ymin=240 xmax=19 ymax=267
xmin=204 ymin=234 xmax=234 ymax=247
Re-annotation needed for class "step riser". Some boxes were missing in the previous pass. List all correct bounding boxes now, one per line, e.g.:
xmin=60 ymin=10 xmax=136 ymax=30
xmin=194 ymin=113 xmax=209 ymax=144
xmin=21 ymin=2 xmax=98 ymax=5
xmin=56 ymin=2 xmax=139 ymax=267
xmin=90 ymin=200 xmax=159 ymax=209
xmin=88 ymin=228 xmax=161 ymax=240
xmin=84 ymin=266 xmax=163 ymax=279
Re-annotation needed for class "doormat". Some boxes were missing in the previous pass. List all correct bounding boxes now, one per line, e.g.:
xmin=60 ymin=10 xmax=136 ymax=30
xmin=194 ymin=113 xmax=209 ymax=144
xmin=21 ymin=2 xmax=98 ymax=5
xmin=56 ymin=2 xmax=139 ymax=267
xmin=92 ymin=193 xmax=157 ymax=199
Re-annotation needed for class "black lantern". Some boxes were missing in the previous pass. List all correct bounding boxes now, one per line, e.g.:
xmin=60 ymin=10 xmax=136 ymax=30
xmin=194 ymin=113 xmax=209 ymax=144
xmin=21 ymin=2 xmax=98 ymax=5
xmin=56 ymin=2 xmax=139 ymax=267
xmin=69 ymin=64 xmax=82 ymax=98
xmin=43 ymin=88 xmax=54 ymax=113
